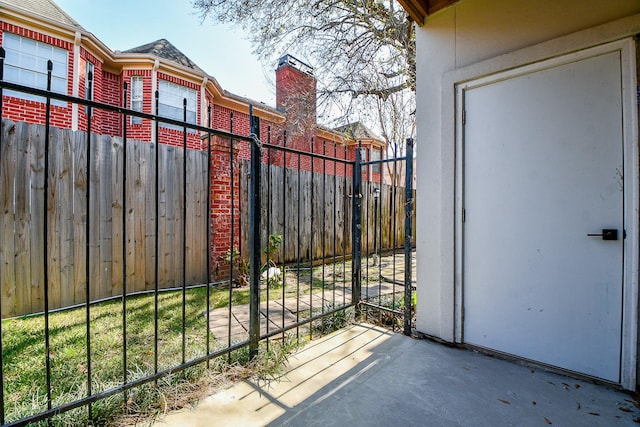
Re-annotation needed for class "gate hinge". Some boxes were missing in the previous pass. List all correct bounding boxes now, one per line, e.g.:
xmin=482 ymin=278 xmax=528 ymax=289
xmin=462 ymin=208 xmax=466 ymax=223
xmin=462 ymin=110 xmax=466 ymax=125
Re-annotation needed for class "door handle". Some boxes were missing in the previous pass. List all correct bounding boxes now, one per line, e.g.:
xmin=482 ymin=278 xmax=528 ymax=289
xmin=587 ymin=229 xmax=618 ymax=241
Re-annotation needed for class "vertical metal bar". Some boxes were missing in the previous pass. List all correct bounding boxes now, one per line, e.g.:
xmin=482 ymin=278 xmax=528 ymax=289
xmin=181 ymin=98 xmax=187 ymax=364
xmin=248 ymin=105 xmax=261 ymax=359
xmin=376 ymin=152 xmax=382 ymax=322
xmin=296 ymin=149 xmax=301 ymax=339
xmin=42 ymin=60 xmax=54 ymax=417
xmin=403 ymin=138 xmax=414 ymax=336
xmin=391 ymin=145 xmax=398 ymax=330
xmin=122 ymin=81 xmax=129 ymax=404
xmin=154 ymin=90 xmax=160 ymax=377
xmin=332 ymin=143 xmax=337 ymax=310
xmin=86 ymin=69 xmax=94 ymax=420
xmin=377 ymin=155 xmax=383 ymax=324
xmin=364 ymin=154 xmax=370 ymax=320
xmin=281 ymin=131 xmax=287 ymax=341
xmin=206 ymin=104 xmax=212 ymax=367
xmin=352 ymin=145 xmax=363 ymax=318
xmin=342 ymin=146 xmax=348 ymax=307
xmin=321 ymin=139 xmax=324 ymax=331
xmin=0 ymin=46 xmax=5 ymax=427
xmin=266 ymin=126 xmax=271 ymax=347
xmin=321 ymin=141 xmax=326 ymax=323
xmin=309 ymin=138 xmax=314 ymax=339
xmin=227 ymin=112 xmax=234 ymax=362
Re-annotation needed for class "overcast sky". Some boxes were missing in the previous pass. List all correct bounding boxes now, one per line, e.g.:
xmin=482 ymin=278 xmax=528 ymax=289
xmin=55 ymin=0 xmax=276 ymax=105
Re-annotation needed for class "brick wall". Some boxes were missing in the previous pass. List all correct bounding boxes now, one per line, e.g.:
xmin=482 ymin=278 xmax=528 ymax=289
xmin=78 ymin=47 xmax=103 ymax=133
xmin=101 ymin=71 xmax=122 ymax=136
xmin=122 ymin=70 xmax=153 ymax=142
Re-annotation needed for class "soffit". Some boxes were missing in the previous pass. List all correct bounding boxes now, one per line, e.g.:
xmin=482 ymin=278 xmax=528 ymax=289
xmin=396 ymin=0 xmax=459 ymax=25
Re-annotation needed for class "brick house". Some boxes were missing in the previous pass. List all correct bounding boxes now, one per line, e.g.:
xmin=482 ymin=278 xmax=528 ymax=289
xmin=0 ymin=0 xmax=387 ymax=276
xmin=0 ymin=0 xmax=385 ymax=159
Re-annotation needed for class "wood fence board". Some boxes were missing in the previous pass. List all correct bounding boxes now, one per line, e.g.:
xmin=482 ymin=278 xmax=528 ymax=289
xmin=14 ymin=122 xmax=32 ymax=314
xmin=29 ymin=123 xmax=45 ymax=313
xmin=98 ymin=134 xmax=113 ymax=300
xmin=58 ymin=128 xmax=74 ymax=307
xmin=173 ymin=145 xmax=184 ymax=288
xmin=124 ymin=139 xmax=136 ymax=292
xmin=111 ymin=136 xmax=124 ymax=297
xmin=72 ymin=130 xmax=87 ymax=305
xmin=1 ymin=120 xmax=17 ymax=317
xmin=47 ymin=126 xmax=62 ymax=310
xmin=133 ymin=141 xmax=147 ymax=292
xmin=158 ymin=144 xmax=169 ymax=288
xmin=143 ymin=142 xmax=155 ymax=291
xmin=87 ymin=133 xmax=100 ymax=303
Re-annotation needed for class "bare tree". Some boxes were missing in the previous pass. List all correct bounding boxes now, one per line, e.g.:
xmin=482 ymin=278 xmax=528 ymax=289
xmin=193 ymin=0 xmax=416 ymax=147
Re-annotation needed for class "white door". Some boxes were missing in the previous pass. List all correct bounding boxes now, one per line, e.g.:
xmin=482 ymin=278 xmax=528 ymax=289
xmin=463 ymin=51 xmax=624 ymax=382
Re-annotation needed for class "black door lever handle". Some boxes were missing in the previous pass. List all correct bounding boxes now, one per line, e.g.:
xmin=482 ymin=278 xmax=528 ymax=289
xmin=587 ymin=229 xmax=618 ymax=241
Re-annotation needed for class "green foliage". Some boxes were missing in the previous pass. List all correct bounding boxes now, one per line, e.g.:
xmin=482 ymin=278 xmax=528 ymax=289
xmin=312 ymin=306 xmax=354 ymax=336
xmin=263 ymin=233 xmax=283 ymax=258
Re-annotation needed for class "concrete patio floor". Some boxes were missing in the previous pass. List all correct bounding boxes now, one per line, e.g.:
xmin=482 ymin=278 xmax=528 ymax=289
xmin=153 ymin=323 xmax=640 ymax=426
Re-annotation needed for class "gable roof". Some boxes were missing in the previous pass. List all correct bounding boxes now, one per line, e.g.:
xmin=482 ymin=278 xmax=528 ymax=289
xmin=334 ymin=121 xmax=384 ymax=142
xmin=1 ymin=0 xmax=85 ymax=30
xmin=123 ymin=39 xmax=204 ymax=73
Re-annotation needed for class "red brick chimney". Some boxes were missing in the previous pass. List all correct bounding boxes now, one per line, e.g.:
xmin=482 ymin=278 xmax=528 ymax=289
xmin=275 ymin=54 xmax=317 ymax=145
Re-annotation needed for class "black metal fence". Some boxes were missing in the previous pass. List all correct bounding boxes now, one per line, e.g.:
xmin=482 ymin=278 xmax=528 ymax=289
xmin=0 ymin=49 xmax=413 ymax=426
xmin=358 ymin=141 xmax=415 ymax=334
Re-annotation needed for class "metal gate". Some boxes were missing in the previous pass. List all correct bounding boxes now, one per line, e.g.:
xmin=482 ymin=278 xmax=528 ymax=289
xmin=352 ymin=141 xmax=415 ymax=335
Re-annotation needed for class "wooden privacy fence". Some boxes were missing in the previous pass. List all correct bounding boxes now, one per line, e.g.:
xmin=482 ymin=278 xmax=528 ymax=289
xmin=0 ymin=120 xmax=209 ymax=318
xmin=1 ymin=120 xmax=416 ymax=318
xmin=239 ymin=159 xmax=417 ymax=264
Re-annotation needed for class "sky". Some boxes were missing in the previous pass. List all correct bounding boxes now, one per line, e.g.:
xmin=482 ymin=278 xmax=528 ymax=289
xmin=54 ymin=0 xmax=276 ymax=105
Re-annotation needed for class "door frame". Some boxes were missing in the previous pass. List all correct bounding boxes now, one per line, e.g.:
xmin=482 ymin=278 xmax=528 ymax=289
xmin=452 ymin=39 xmax=639 ymax=389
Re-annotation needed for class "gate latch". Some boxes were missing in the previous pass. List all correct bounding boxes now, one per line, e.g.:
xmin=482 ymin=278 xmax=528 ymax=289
xmin=587 ymin=229 xmax=618 ymax=241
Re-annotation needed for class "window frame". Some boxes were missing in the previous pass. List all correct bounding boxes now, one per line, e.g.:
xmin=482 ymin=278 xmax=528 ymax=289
xmin=158 ymin=79 xmax=197 ymax=132
xmin=3 ymin=32 xmax=68 ymax=107
xmin=370 ymin=147 xmax=382 ymax=174
xmin=130 ymin=76 xmax=143 ymax=125
xmin=85 ymin=61 xmax=94 ymax=115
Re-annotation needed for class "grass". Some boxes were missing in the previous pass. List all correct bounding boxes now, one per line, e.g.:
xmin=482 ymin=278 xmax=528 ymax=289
xmin=1 ymin=273 xmax=353 ymax=426
xmin=1 ymin=285 xmax=306 ymax=426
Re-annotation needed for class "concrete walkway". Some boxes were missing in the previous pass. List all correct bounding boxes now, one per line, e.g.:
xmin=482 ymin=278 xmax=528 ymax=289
xmin=209 ymin=271 xmax=407 ymax=342
xmin=153 ymin=324 xmax=640 ymax=426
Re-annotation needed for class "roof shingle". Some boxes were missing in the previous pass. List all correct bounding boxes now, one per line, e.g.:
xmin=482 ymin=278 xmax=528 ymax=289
xmin=1 ymin=0 xmax=84 ymax=30
xmin=123 ymin=39 xmax=203 ymax=72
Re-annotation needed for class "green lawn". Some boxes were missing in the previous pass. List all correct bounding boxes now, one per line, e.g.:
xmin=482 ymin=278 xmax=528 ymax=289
xmin=1 ymin=286 xmax=260 ymax=425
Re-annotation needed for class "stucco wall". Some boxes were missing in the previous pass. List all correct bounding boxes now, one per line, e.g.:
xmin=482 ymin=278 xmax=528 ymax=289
xmin=414 ymin=0 xmax=640 ymax=341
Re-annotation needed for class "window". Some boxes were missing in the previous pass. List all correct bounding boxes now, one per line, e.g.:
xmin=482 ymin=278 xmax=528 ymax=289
xmin=371 ymin=148 xmax=382 ymax=173
xmin=130 ymin=76 xmax=143 ymax=124
xmin=85 ymin=61 xmax=94 ymax=115
xmin=158 ymin=80 xmax=197 ymax=131
xmin=85 ymin=61 xmax=94 ymax=100
xmin=3 ymin=32 xmax=68 ymax=106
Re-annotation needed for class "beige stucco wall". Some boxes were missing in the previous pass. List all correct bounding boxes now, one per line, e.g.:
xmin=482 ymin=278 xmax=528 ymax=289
xmin=415 ymin=0 xmax=640 ymax=342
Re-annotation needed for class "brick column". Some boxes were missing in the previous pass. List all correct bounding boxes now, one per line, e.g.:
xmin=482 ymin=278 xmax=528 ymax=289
xmin=209 ymin=136 xmax=241 ymax=282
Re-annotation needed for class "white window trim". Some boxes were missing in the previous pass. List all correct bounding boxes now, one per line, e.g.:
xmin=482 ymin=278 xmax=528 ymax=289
xmin=3 ymin=32 xmax=68 ymax=107
xmin=130 ymin=76 xmax=143 ymax=125
xmin=158 ymin=79 xmax=197 ymax=132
